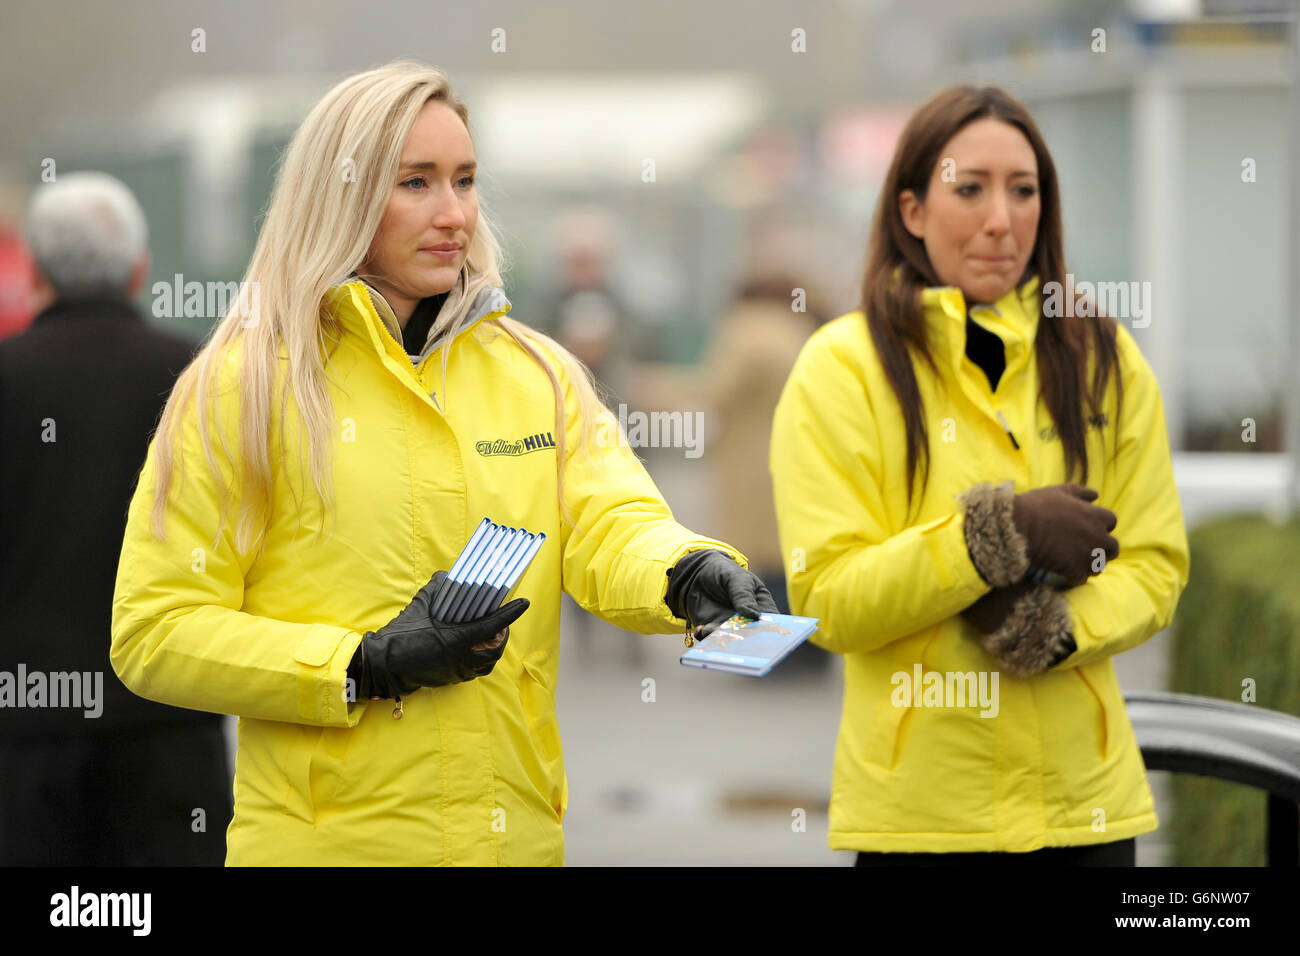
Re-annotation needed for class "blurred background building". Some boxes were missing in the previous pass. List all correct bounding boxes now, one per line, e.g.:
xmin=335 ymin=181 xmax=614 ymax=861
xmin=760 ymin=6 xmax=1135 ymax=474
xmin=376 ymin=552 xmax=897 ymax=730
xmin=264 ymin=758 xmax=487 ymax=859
xmin=3 ymin=0 xmax=1297 ymax=864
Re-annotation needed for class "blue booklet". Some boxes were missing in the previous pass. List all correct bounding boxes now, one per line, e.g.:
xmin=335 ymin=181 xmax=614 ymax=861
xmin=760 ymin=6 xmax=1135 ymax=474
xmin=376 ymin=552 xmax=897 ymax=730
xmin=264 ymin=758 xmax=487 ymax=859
xmin=431 ymin=518 xmax=546 ymax=623
xmin=679 ymin=613 xmax=819 ymax=677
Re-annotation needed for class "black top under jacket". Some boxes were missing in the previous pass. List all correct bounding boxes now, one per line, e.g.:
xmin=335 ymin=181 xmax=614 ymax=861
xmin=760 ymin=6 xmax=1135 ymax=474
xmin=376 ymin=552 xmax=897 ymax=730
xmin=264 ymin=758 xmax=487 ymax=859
xmin=965 ymin=312 xmax=1007 ymax=392
xmin=401 ymin=292 xmax=449 ymax=357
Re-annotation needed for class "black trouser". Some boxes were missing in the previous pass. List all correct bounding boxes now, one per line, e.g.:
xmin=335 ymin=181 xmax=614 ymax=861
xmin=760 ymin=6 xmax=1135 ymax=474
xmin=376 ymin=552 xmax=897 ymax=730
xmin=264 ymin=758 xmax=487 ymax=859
xmin=0 ymin=720 xmax=232 ymax=866
xmin=855 ymin=837 xmax=1136 ymax=867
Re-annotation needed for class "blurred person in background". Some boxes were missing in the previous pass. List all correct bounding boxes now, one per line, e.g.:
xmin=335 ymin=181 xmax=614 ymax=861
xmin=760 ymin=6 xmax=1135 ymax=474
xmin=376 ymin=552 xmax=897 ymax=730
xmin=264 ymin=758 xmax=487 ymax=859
xmin=0 ymin=171 xmax=229 ymax=865
xmin=109 ymin=60 xmax=775 ymax=866
xmin=771 ymin=86 xmax=1188 ymax=865
xmin=694 ymin=265 xmax=824 ymax=674
xmin=626 ymin=226 xmax=830 ymax=674
xmin=544 ymin=207 xmax=645 ymax=666
xmin=546 ymin=207 xmax=638 ymax=406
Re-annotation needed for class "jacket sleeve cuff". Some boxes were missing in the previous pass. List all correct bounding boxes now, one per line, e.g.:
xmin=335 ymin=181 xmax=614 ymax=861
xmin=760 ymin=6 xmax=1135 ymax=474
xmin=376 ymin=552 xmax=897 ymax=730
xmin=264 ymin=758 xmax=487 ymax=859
xmin=957 ymin=481 xmax=1030 ymax=588
xmin=978 ymin=583 xmax=1076 ymax=678
xmin=292 ymin=625 xmax=366 ymax=726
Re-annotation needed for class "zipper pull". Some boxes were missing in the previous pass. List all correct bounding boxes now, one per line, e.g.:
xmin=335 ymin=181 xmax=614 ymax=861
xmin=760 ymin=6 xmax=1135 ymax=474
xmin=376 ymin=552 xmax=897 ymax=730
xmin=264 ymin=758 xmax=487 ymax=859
xmin=392 ymin=695 xmax=404 ymax=719
xmin=430 ymin=390 xmax=441 ymax=411
xmin=995 ymin=409 xmax=1021 ymax=450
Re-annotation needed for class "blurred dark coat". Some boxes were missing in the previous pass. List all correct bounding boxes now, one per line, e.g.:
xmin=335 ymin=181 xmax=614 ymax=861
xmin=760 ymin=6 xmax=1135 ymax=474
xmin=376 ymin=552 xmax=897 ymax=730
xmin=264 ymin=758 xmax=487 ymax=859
xmin=0 ymin=294 xmax=219 ymax=738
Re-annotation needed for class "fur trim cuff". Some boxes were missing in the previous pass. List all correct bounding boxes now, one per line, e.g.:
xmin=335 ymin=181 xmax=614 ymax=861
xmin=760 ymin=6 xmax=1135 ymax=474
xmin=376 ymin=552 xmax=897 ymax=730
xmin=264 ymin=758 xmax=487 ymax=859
xmin=980 ymin=584 xmax=1076 ymax=677
xmin=958 ymin=481 xmax=1030 ymax=588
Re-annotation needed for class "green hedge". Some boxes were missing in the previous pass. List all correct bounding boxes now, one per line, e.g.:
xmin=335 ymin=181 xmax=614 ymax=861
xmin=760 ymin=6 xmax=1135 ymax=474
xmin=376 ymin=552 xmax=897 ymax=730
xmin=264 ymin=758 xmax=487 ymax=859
xmin=1168 ymin=513 xmax=1300 ymax=866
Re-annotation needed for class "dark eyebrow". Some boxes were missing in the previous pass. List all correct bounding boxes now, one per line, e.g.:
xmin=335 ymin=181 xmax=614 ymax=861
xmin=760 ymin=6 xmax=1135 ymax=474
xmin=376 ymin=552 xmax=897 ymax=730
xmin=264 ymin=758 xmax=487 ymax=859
xmin=399 ymin=160 xmax=477 ymax=173
xmin=957 ymin=168 xmax=1038 ymax=179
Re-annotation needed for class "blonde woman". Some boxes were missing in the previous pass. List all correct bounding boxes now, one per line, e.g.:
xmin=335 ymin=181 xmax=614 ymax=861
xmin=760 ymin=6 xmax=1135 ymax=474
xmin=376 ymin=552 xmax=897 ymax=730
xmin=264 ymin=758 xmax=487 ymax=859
xmin=111 ymin=60 xmax=774 ymax=866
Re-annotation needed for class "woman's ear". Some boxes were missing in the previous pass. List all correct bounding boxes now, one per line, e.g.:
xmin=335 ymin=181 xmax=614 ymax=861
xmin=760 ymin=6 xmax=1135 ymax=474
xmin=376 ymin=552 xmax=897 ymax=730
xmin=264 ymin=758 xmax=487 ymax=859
xmin=898 ymin=189 xmax=926 ymax=240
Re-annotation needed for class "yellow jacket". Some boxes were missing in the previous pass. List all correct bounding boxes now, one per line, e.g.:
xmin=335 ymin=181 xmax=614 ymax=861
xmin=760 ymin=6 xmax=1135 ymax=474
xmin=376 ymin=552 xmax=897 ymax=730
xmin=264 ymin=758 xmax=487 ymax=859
xmin=111 ymin=278 xmax=745 ymax=865
xmin=770 ymin=276 xmax=1188 ymax=853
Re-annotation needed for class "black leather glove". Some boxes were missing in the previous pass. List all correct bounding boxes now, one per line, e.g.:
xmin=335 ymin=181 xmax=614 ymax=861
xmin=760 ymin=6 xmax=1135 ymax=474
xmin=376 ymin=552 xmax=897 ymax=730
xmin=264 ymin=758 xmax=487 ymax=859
xmin=664 ymin=550 xmax=779 ymax=639
xmin=348 ymin=570 xmax=530 ymax=700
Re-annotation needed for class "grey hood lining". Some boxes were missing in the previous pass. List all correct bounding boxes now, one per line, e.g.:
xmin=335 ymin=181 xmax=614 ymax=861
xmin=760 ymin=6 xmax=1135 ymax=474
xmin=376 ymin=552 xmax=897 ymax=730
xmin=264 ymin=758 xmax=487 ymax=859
xmin=416 ymin=285 xmax=512 ymax=364
xmin=349 ymin=276 xmax=511 ymax=364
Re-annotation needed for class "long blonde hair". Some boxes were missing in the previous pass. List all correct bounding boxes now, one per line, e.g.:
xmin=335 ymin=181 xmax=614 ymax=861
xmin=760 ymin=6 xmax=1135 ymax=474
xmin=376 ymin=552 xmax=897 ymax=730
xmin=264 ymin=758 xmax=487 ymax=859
xmin=150 ymin=60 xmax=610 ymax=557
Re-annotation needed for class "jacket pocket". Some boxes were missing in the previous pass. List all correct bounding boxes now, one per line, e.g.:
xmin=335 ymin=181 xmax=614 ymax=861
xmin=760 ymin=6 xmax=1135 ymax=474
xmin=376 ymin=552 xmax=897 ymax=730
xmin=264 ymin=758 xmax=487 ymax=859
xmin=278 ymin=724 xmax=322 ymax=824
xmin=864 ymin=635 xmax=937 ymax=770
xmin=864 ymin=691 xmax=911 ymax=770
xmin=517 ymin=656 xmax=566 ymax=819
xmin=307 ymin=724 xmax=354 ymax=815
xmin=1073 ymin=664 xmax=1113 ymax=760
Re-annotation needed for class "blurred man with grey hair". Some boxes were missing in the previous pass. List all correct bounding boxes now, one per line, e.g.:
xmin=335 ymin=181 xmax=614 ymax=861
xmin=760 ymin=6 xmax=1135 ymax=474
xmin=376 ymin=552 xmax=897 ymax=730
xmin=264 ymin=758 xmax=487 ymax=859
xmin=0 ymin=171 xmax=230 ymax=865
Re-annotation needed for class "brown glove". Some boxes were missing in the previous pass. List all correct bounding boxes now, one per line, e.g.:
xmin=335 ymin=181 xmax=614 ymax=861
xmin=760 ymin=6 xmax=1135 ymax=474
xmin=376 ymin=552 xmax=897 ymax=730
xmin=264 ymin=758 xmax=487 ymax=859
xmin=959 ymin=481 xmax=1118 ymax=588
xmin=961 ymin=579 xmax=1077 ymax=676
xmin=1012 ymin=483 xmax=1119 ymax=586
xmin=961 ymin=578 xmax=1035 ymax=633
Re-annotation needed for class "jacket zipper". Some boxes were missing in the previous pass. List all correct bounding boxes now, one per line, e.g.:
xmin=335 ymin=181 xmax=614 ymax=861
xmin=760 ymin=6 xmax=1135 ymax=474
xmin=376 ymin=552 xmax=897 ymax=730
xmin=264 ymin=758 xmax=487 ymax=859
xmin=352 ymin=280 xmax=508 ymax=395
xmin=995 ymin=409 xmax=1021 ymax=450
xmin=356 ymin=282 xmax=406 ymax=354
xmin=355 ymin=283 xmax=419 ymax=720
xmin=355 ymin=282 xmax=443 ymax=409
xmin=966 ymin=302 xmax=1022 ymax=452
xmin=351 ymin=281 xmax=453 ymax=720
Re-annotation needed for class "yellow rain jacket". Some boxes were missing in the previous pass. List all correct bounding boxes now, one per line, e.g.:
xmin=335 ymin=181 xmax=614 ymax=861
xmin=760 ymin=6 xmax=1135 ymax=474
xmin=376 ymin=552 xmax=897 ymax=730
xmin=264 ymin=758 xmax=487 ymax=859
xmin=770 ymin=276 xmax=1189 ymax=853
xmin=111 ymin=278 xmax=746 ymax=866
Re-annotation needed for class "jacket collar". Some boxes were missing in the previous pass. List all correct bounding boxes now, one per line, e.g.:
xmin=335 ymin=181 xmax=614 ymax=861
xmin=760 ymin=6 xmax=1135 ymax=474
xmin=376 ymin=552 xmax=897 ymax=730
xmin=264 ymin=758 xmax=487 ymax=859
xmin=921 ymin=274 xmax=1041 ymax=380
xmin=324 ymin=276 xmax=511 ymax=363
xmin=32 ymin=295 xmax=143 ymax=326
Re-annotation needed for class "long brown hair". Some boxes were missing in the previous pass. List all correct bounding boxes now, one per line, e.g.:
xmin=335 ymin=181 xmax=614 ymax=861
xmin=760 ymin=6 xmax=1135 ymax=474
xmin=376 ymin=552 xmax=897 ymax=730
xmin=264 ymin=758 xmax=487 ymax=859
xmin=862 ymin=85 xmax=1121 ymax=513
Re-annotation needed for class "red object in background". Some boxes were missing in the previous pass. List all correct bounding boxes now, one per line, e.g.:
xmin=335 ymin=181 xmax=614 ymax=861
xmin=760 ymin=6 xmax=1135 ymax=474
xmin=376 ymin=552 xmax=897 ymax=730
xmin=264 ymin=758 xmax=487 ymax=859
xmin=0 ymin=227 xmax=34 ymax=341
xmin=819 ymin=106 xmax=913 ymax=184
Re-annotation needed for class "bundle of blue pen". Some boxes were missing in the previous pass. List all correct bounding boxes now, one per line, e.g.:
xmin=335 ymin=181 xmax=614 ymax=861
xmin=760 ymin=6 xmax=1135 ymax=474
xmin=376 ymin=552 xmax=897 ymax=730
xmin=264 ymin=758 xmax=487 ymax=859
xmin=430 ymin=518 xmax=547 ymax=623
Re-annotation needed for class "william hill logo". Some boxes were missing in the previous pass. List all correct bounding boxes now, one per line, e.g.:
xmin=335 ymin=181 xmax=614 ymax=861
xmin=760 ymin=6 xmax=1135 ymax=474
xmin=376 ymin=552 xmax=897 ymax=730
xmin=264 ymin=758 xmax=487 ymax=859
xmin=1040 ymin=413 xmax=1109 ymax=442
xmin=476 ymin=432 xmax=556 ymax=457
